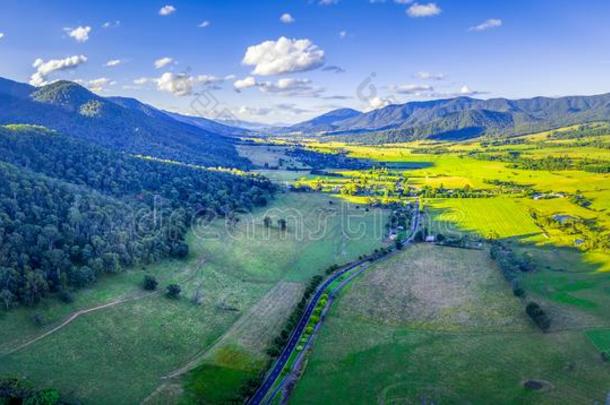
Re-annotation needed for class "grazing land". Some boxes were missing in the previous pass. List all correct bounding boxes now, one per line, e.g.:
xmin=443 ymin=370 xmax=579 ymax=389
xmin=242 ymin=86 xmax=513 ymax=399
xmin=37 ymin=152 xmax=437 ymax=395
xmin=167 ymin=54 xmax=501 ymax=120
xmin=0 ymin=193 xmax=388 ymax=404
xmin=291 ymin=245 xmax=610 ymax=404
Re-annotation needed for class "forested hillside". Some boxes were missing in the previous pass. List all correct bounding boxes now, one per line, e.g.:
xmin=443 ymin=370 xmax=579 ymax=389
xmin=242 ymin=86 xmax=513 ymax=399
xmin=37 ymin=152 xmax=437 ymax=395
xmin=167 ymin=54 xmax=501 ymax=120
xmin=283 ymin=94 xmax=610 ymax=143
xmin=0 ymin=78 xmax=249 ymax=168
xmin=0 ymin=125 xmax=275 ymax=308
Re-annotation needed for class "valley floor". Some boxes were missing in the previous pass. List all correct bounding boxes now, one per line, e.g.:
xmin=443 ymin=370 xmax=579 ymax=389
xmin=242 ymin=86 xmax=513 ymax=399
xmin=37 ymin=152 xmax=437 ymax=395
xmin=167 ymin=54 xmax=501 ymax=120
xmin=0 ymin=192 xmax=388 ymax=404
xmin=291 ymin=245 xmax=610 ymax=404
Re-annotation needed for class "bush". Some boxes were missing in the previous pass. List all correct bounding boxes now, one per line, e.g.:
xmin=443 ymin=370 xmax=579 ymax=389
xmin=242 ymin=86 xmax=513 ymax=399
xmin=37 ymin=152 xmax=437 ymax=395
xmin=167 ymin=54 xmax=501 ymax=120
xmin=171 ymin=242 xmax=189 ymax=259
xmin=143 ymin=275 xmax=158 ymax=291
xmin=166 ymin=284 xmax=181 ymax=299
xmin=526 ymin=302 xmax=551 ymax=332
xmin=58 ymin=290 xmax=74 ymax=303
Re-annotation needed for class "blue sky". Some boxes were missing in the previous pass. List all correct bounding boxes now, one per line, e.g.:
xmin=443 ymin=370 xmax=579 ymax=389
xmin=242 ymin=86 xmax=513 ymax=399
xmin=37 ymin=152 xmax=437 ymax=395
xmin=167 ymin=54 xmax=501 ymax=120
xmin=1 ymin=0 xmax=610 ymax=124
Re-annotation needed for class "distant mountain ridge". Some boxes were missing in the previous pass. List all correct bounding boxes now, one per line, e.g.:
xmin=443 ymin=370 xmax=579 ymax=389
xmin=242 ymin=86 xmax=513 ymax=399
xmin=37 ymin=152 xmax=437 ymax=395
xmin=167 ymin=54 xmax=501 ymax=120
xmin=0 ymin=77 xmax=250 ymax=167
xmin=283 ymin=93 xmax=610 ymax=142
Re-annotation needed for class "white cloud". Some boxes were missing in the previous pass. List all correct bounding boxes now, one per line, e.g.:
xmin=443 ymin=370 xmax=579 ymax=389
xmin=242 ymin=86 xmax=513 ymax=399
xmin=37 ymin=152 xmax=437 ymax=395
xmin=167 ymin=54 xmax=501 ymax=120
xmin=30 ymin=55 xmax=88 ymax=86
xmin=394 ymin=0 xmax=413 ymax=3
xmin=105 ymin=59 xmax=121 ymax=67
xmin=159 ymin=5 xmax=176 ymax=16
xmin=339 ymin=30 xmax=348 ymax=39
xmin=0 ymin=33 xmax=4 ymax=40
xmin=76 ymin=77 xmax=115 ymax=92
xmin=234 ymin=76 xmax=324 ymax=97
xmin=155 ymin=72 xmax=222 ymax=96
xmin=102 ymin=20 xmax=120 ymax=29
xmin=234 ymin=76 xmax=257 ymax=90
xmin=238 ymin=106 xmax=272 ymax=116
xmin=154 ymin=57 xmax=174 ymax=69
xmin=390 ymin=84 xmax=433 ymax=94
xmin=368 ymin=96 xmax=393 ymax=110
xmin=458 ymin=85 xmax=485 ymax=96
xmin=65 ymin=26 xmax=92 ymax=43
xmin=280 ymin=13 xmax=295 ymax=24
xmin=322 ymin=65 xmax=346 ymax=74
xmin=416 ymin=71 xmax=445 ymax=80
xmin=319 ymin=0 xmax=339 ymax=4
xmin=198 ymin=20 xmax=210 ymax=28
xmin=134 ymin=77 xmax=149 ymax=85
xmin=242 ymin=36 xmax=325 ymax=76
xmin=469 ymin=18 xmax=502 ymax=32
xmin=258 ymin=78 xmax=323 ymax=97
xmin=407 ymin=3 xmax=441 ymax=17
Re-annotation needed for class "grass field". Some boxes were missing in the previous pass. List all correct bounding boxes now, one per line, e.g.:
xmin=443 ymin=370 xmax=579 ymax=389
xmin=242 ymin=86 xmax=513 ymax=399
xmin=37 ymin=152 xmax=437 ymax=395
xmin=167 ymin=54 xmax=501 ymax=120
xmin=291 ymin=245 xmax=610 ymax=404
xmin=0 ymin=193 xmax=388 ymax=404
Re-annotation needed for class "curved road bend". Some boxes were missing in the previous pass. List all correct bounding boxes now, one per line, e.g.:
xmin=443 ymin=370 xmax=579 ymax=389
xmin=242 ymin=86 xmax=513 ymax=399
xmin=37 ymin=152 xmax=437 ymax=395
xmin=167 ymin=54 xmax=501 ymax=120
xmin=247 ymin=201 xmax=421 ymax=405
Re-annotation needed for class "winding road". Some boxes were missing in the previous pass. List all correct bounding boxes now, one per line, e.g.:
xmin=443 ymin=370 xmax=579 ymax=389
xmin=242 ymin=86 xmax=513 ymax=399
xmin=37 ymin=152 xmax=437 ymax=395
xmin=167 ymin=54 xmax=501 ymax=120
xmin=247 ymin=201 xmax=421 ymax=405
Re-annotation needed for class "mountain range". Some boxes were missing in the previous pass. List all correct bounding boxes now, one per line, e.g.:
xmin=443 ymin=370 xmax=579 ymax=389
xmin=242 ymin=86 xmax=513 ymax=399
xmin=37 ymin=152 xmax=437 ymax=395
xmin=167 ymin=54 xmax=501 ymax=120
xmin=283 ymin=93 xmax=610 ymax=142
xmin=2 ymin=75 xmax=610 ymax=150
xmin=0 ymin=77 xmax=249 ymax=168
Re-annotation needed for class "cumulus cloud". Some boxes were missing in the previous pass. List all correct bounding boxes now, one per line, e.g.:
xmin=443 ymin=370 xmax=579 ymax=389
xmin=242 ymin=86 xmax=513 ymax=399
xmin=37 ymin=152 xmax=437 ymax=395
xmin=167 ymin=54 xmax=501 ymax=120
xmin=368 ymin=96 xmax=393 ymax=110
xmin=407 ymin=3 xmax=441 ymax=17
xmin=159 ymin=5 xmax=176 ymax=16
xmin=416 ymin=71 xmax=445 ymax=80
xmin=234 ymin=76 xmax=257 ymax=90
xmin=65 ymin=26 xmax=91 ymax=42
xmin=154 ymin=57 xmax=174 ymax=69
xmin=75 ymin=77 xmax=116 ymax=92
xmin=390 ymin=84 xmax=434 ymax=94
xmin=280 ymin=13 xmax=295 ymax=24
xmin=242 ymin=36 xmax=325 ymax=76
xmin=469 ymin=18 xmax=502 ymax=32
xmin=198 ymin=20 xmax=210 ymax=28
xmin=30 ymin=55 xmax=88 ymax=86
xmin=0 ymin=33 xmax=4 ymax=40
xmin=458 ymin=85 xmax=485 ymax=96
xmin=105 ymin=59 xmax=121 ymax=67
xmin=319 ymin=0 xmax=339 ymax=4
xmin=339 ymin=30 xmax=348 ymax=39
xmin=234 ymin=76 xmax=324 ymax=97
xmin=133 ymin=77 xmax=149 ymax=85
xmin=155 ymin=72 xmax=222 ymax=96
xmin=102 ymin=20 xmax=120 ymax=29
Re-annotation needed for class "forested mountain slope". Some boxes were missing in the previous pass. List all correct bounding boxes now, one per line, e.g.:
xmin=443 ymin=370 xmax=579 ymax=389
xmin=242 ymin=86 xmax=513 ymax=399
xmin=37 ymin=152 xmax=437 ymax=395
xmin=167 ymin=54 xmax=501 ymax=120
xmin=0 ymin=77 xmax=248 ymax=168
xmin=0 ymin=125 xmax=275 ymax=308
xmin=284 ymin=93 xmax=610 ymax=142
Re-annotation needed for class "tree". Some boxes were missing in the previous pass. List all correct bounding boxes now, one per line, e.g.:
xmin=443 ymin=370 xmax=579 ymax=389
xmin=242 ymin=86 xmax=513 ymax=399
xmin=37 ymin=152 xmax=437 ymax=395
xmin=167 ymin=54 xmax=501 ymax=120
xmin=278 ymin=218 xmax=287 ymax=231
xmin=394 ymin=239 xmax=403 ymax=250
xmin=143 ymin=275 xmax=158 ymax=291
xmin=166 ymin=284 xmax=181 ymax=299
xmin=263 ymin=216 xmax=272 ymax=228
xmin=0 ymin=289 xmax=14 ymax=311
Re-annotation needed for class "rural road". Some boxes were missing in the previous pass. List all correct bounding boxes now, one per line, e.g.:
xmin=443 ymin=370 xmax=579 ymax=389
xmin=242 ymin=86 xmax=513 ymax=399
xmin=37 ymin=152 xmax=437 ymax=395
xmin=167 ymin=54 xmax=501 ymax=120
xmin=247 ymin=201 xmax=421 ymax=405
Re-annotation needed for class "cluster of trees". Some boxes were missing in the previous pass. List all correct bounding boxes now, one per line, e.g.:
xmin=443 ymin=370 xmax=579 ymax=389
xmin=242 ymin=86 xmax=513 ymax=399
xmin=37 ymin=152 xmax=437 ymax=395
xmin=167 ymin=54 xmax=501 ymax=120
xmin=0 ymin=126 xmax=275 ymax=308
xmin=417 ymin=184 xmax=496 ymax=199
xmin=285 ymin=147 xmax=371 ymax=170
xmin=569 ymin=193 xmax=592 ymax=208
xmin=530 ymin=210 xmax=609 ymax=251
xmin=547 ymin=123 xmax=610 ymax=140
xmin=526 ymin=302 xmax=551 ymax=332
xmin=480 ymin=138 xmax=527 ymax=147
xmin=490 ymin=241 xmax=535 ymax=297
xmin=0 ymin=377 xmax=61 ymax=405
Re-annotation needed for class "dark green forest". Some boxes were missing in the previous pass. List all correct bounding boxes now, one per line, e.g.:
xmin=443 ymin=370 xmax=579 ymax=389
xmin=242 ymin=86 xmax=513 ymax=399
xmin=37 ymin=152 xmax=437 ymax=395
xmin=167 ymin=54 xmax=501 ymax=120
xmin=0 ymin=125 xmax=275 ymax=308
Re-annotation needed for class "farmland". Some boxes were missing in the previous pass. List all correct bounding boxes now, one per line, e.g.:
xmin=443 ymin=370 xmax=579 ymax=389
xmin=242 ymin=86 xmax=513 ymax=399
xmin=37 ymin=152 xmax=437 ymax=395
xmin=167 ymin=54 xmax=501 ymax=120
xmin=291 ymin=245 xmax=610 ymax=404
xmin=0 ymin=193 xmax=388 ymax=404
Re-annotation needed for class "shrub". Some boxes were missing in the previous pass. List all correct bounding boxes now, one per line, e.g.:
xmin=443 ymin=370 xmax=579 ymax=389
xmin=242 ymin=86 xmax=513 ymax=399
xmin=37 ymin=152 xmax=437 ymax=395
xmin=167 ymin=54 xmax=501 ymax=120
xmin=143 ymin=275 xmax=158 ymax=291
xmin=58 ymin=290 xmax=74 ymax=303
xmin=166 ymin=284 xmax=181 ymax=299
xmin=526 ymin=302 xmax=551 ymax=332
